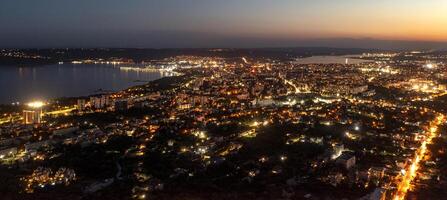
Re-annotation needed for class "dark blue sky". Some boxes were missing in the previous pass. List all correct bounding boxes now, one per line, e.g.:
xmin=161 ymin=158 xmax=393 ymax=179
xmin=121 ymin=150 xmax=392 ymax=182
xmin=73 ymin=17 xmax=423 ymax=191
xmin=1 ymin=0 xmax=447 ymax=49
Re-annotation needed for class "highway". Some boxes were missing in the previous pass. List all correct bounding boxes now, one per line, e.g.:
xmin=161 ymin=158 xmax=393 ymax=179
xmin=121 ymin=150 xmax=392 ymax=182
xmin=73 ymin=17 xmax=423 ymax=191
xmin=44 ymin=106 xmax=77 ymax=116
xmin=389 ymin=113 xmax=445 ymax=200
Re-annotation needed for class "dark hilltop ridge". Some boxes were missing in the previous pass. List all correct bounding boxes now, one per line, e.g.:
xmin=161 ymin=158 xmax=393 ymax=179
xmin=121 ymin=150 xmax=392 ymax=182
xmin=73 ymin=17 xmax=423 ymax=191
xmin=0 ymin=47 xmax=379 ymax=66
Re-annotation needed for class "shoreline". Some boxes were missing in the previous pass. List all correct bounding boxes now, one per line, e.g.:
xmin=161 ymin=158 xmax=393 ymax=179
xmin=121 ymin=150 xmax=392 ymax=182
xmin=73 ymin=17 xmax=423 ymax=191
xmin=0 ymin=66 xmax=182 ymax=106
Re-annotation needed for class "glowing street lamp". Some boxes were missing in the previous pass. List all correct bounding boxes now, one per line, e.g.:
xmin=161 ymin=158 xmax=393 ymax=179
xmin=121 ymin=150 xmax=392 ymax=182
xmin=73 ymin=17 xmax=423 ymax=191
xmin=27 ymin=101 xmax=44 ymax=108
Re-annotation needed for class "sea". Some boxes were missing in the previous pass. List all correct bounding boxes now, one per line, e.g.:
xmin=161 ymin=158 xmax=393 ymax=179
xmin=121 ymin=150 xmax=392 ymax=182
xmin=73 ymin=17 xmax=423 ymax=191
xmin=0 ymin=64 xmax=173 ymax=104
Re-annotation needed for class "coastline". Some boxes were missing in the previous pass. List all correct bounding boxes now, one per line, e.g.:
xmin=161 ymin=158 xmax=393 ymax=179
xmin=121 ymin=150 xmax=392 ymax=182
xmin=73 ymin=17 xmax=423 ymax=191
xmin=0 ymin=65 xmax=181 ymax=106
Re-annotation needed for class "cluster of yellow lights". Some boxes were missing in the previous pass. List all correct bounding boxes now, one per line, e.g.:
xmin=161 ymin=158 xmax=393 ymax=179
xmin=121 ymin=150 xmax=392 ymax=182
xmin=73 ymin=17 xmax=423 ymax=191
xmin=27 ymin=101 xmax=44 ymax=108
xmin=283 ymin=78 xmax=301 ymax=94
xmin=424 ymin=63 xmax=437 ymax=69
xmin=391 ymin=114 xmax=445 ymax=200
xmin=411 ymin=83 xmax=445 ymax=93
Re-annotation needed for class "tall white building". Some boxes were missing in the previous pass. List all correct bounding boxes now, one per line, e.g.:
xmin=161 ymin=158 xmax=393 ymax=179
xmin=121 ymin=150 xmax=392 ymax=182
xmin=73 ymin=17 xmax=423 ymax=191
xmin=90 ymin=95 xmax=109 ymax=109
xmin=23 ymin=101 xmax=43 ymax=125
xmin=77 ymin=99 xmax=86 ymax=111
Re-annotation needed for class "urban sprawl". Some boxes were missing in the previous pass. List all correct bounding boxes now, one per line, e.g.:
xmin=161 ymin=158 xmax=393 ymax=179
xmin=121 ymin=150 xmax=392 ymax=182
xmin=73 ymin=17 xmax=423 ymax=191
xmin=1 ymin=50 xmax=447 ymax=200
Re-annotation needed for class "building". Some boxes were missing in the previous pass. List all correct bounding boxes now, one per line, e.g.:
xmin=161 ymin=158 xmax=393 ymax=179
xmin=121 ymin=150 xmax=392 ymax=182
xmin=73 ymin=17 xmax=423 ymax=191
xmin=0 ymin=147 xmax=17 ymax=158
xmin=115 ymin=100 xmax=128 ymax=111
xmin=90 ymin=95 xmax=109 ymax=109
xmin=24 ymin=140 xmax=52 ymax=152
xmin=77 ymin=99 xmax=86 ymax=111
xmin=53 ymin=126 xmax=79 ymax=137
xmin=331 ymin=144 xmax=345 ymax=159
xmin=90 ymin=96 xmax=102 ymax=109
xmin=178 ymin=103 xmax=191 ymax=110
xmin=336 ymin=152 xmax=356 ymax=170
xmin=350 ymin=85 xmax=368 ymax=94
xmin=23 ymin=101 xmax=43 ymax=125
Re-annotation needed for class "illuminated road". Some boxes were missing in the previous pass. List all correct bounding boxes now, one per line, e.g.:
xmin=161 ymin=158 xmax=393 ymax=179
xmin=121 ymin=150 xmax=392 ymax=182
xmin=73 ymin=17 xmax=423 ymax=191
xmin=278 ymin=74 xmax=301 ymax=95
xmin=430 ymin=91 xmax=447 ymax=99
xmin=44 ymin=106 xmax=77 ymax=116
xmin=242 ymin=57 xmax=249 ymax=64
xmin=0 ymin=116 xmax=21 ymax=125
xmin=389 ymin=113 xmax=445 ymax=200
xmin=1 ymin=106 xmax=78 ymax=125
xmin=284 ymin=78 xmax=300 ymax=94
xmin=0 ymin=118 xmax=9 ymax=125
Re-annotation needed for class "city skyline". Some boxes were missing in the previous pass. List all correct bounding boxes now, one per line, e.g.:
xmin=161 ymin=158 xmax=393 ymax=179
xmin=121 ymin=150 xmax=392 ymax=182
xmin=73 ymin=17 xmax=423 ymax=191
xmin=1 ymin=0 xmax=447 ymax=49
xmin=2 ymin=2 xmax=447 ymax=200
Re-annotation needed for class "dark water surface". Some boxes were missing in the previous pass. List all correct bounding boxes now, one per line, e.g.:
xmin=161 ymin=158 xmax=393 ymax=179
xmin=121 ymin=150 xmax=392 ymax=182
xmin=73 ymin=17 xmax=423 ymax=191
xmin=0 ymin=64 xmax=169 ymax=104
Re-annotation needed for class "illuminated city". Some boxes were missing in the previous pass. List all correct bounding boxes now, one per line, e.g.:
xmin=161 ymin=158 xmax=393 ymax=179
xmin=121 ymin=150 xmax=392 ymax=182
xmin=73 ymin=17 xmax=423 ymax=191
xmin=1 ymin=1 xmax=447 ymax=200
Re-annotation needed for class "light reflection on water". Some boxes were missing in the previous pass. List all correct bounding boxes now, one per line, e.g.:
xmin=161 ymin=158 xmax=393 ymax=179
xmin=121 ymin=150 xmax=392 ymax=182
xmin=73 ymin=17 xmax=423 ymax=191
xmin=0 ymin=64 xmax=172 ymax=104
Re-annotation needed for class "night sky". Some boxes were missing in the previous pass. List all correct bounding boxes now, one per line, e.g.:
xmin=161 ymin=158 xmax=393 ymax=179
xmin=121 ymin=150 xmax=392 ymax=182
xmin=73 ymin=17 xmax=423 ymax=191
xmin=1 ymin=0 xmax=447 ymax=49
